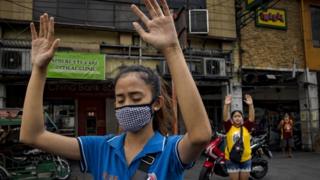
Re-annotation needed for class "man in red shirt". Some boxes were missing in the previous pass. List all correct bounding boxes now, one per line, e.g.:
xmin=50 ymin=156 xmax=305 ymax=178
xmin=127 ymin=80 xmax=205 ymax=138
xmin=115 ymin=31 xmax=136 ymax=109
xmin=279 ymin=113 xmax=294 ymax=158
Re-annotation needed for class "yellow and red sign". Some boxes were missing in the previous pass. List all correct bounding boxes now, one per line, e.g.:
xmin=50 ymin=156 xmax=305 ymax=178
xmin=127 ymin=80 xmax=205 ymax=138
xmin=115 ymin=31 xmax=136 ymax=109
xmin=256 ymin=8 xmax=287 ymax=30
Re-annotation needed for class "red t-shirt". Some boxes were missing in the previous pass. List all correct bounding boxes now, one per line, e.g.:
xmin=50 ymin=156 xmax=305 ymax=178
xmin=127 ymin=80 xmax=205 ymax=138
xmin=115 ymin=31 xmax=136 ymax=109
xmin=281 ymin=119 xmax=293 ymax=139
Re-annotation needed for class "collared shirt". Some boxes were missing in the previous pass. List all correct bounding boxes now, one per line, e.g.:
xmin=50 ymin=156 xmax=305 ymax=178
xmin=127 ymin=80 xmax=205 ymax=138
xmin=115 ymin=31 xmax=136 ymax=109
xmin=77 ymin=131 xmax=192 ymax=180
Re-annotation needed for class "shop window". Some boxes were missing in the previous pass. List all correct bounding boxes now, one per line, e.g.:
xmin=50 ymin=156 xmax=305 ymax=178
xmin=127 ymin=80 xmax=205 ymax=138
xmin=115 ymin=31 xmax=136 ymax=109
xmin=86 ymin=111 xmax=97 ymax=135
xmin=311 ymin=6 xmax=320 ymax=48
xmin=44 ymin=100 xmax=75 ymax=137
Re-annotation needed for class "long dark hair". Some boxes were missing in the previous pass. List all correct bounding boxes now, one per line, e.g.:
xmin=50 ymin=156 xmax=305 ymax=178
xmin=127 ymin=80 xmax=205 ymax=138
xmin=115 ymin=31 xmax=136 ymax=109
xmin=231 ymin=110 xmax=243 ymax=118
xmin=114 ymin=65 xmax=173 ymax=135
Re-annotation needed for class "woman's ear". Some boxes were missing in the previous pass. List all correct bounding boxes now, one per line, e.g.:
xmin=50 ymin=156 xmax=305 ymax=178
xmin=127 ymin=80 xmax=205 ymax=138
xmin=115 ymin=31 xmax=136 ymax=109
xmin=153 ymin=96 xmax=164 ymax=111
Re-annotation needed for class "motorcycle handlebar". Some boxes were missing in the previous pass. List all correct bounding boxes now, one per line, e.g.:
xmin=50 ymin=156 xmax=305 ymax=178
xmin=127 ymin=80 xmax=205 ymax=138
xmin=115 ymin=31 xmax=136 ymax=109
xmin=215 ymin=131 xmax=226 ymax=137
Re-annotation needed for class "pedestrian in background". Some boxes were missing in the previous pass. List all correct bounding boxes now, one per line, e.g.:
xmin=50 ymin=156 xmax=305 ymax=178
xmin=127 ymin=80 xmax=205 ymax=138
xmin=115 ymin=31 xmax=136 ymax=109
xmin=223 ymin=94 xmax=255 ymax=180
xmin=19 ymin=0 xmax=212 ymax=179
xmin=278 ymin=113 xmax=294 ymax=158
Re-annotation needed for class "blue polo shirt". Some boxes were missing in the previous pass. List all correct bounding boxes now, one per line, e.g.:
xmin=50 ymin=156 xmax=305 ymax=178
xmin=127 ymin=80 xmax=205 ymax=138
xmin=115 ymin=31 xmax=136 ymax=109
xmin=77 ymin=131 xmax=192 ymax=180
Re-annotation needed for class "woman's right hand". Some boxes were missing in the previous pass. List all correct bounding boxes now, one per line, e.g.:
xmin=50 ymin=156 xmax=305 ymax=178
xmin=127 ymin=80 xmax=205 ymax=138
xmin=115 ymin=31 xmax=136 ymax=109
xmin=224 ymin=95 xmax=232 ymax=105
xmin=131 ymin=0 xmax=179 ymax=51
xmin=31 ymin=13 xmax=60 ymax=71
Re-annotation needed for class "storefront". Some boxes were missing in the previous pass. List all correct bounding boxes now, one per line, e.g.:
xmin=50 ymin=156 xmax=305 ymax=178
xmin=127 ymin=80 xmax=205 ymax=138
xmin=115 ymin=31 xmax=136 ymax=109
xmin=6 ymin=81 xmax=116 ymax=137
xmin=242 ymin=70 xmax=302 ymax=150
xmin=253 ymin=100 xmax=301 ymax=151
xmin=3 ymin=51 xmax=120 ymax=137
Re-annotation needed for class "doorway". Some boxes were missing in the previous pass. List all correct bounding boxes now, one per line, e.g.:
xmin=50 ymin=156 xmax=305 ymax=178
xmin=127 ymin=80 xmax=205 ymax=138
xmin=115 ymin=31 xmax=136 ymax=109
xmin=78 ymin=98 xmax=106 ymax=136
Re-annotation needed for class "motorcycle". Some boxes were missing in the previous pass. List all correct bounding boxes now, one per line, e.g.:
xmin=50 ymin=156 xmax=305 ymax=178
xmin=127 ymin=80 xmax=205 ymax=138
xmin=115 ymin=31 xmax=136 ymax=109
xmin=0 ymin=145 xmax=71 ymax=180
xmin=199 ymin=132 xmax=272 ymax=180
xmin=22 ymin=148 xmax=71 ymax=180
xmin=250 ymin=133 xmax=272 ymax=179
xmin=0 ymin=110 xmax=71 ymax=180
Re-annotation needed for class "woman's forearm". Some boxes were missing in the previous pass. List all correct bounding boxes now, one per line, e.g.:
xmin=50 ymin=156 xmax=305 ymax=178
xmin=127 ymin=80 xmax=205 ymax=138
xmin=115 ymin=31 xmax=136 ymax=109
xmin=20 ymin=68 xmax=47 ymax=144
xmin=163 ymin=45 xmax=211 ymax=144
xmin=223 ymin=104 xmax=230 ymax=122
xmin=248 ymin=104 xmax=255 ymax=122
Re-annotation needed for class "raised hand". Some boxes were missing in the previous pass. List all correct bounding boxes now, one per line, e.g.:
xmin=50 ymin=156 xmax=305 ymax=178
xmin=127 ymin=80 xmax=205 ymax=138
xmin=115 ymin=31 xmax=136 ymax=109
xmin=131 ymin=0 xmax=179 ymax=51
xmin=244 ymin=94 xmax=253 ymax=105
xmin=224 ymin=95 xmax=232 ymax=105
xmin=31 ymin=13 xmax=60 ymax=71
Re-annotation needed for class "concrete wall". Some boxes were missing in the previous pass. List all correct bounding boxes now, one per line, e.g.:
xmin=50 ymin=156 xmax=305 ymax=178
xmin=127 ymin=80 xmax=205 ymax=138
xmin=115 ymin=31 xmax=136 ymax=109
xmin=0 ymin=0 xmax=33 ymax=21
xmin=298 ymin=71 xmax=319 ymax=151
xmin=207 ymin=0 xmax=236 ymax=39
xmin=246 ymin=86 xmax=299 ymax=101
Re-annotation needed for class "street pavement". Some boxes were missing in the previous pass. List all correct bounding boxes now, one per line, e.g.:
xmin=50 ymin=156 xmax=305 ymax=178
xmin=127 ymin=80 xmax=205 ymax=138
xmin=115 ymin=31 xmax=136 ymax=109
xmin=69 ymin=151 xmax=320 ymax=180
xmin=185 ymin=151 xmax=320 ymax=180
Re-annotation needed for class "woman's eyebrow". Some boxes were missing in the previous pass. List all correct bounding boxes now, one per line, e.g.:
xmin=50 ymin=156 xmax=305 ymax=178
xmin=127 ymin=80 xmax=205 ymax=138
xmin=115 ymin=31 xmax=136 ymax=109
xmin=115 ymin=93 xmax=124 ymax=98
xmin=128 ymin=91 xmax=144 ymax=97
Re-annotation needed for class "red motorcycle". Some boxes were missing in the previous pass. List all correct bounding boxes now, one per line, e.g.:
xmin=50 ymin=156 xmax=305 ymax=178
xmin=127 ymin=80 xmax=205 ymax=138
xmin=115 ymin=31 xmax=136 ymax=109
xmin=199 ymin=132 xmax=272 ymax=180
xmin=199 ymin=132 xmax=229 ymax=180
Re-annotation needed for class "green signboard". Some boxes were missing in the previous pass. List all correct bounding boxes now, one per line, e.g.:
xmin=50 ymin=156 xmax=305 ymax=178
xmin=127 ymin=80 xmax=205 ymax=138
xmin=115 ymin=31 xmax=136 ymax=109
xmin=47 ymin=52 xmax=105 ymax=80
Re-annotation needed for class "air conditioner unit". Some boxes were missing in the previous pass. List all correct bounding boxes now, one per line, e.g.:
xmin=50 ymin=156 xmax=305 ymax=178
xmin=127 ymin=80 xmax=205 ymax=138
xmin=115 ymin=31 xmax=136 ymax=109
xmin=1 ymin=50 xmax=22 ymax=69
xmin=186 ymin=60 xmax=204 ymax=75
xmin=204 ymin=58 xmax=226 ymax=76
xmin=159 ymin=59 xmax=204 ymax=76
xmin=0 ymin=48 xmax=31 ymax=71
xmin=189 ymin=9 xmax=209 ymax=34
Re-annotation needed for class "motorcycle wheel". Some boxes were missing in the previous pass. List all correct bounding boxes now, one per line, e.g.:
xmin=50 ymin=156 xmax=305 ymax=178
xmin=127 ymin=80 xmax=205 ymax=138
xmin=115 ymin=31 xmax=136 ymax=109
xmin=54 ymin=158 xmax=71 ymax=180
xmin=0 ymin=167 xmax=9 ymax=180
xmin=199 ymin=167 xmax=212 ymax=180
xmin=250 ymin=158 xmax=268 ymax=180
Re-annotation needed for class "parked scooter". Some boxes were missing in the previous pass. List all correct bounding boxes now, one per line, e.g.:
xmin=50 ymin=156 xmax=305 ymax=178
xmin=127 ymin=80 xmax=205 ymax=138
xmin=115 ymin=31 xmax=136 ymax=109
xmin=18 ymin=148 xmax=71 ymax=180
xmin=0 ymin=110 xmax=71 ymax=180
xmin=199 ymin=132 xmax=272 ymax=180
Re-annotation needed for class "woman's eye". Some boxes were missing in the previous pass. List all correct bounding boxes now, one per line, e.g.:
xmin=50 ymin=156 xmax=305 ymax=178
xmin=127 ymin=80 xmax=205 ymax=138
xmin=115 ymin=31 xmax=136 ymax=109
xmin=132 ymin=98 xmax=141 ymax=102
xmin=117 ymin=100 xmax=124 ymax=104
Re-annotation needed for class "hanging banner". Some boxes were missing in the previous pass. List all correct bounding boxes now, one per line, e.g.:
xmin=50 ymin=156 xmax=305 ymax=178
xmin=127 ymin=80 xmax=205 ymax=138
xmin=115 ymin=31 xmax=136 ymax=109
xmin=256 ymin=8 xmax=287 ymax=30
xmin=47 ymin=52 xmax=105 ymax=80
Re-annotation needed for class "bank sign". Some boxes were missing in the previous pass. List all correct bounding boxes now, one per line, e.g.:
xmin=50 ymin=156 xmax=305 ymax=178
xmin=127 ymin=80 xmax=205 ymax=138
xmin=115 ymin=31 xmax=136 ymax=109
xmin=256 ymin=8 xmax=287 ymax=30
xmin=47 ymin=52 xmax=105 ymax=80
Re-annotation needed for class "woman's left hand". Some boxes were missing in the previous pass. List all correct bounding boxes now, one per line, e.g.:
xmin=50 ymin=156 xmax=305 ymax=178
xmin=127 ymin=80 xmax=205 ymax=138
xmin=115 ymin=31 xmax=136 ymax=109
xmin=244 ymin=94 xmax=253 ymax=105
xmin=131 ymin=0 xmax=179 ymax=51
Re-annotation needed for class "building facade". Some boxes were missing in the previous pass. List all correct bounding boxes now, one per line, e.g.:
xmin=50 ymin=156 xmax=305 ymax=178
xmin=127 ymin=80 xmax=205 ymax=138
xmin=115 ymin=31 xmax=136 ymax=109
xmin=301 ymin=0 xmax=320 ymax=151
xmin=0 ymin=0 xmax=237 ymax=136
xmin=238 ymin=0 xmax=320 ymax=151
